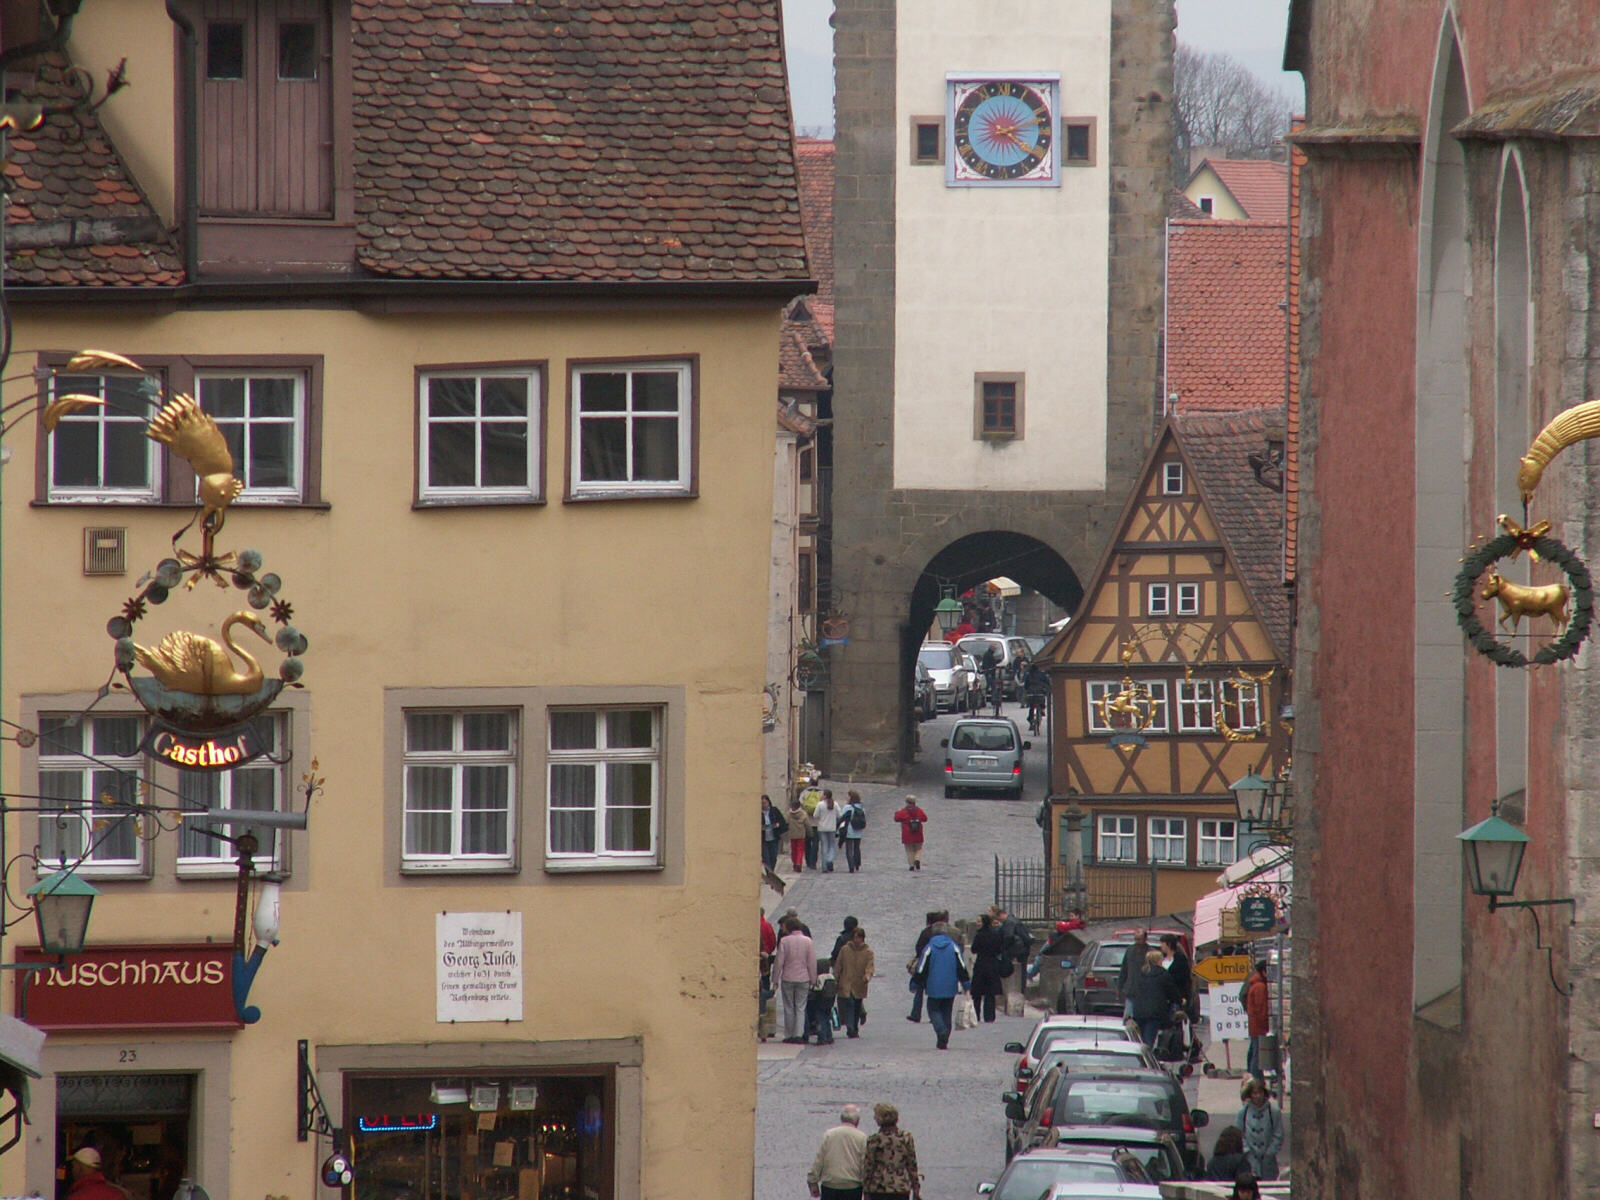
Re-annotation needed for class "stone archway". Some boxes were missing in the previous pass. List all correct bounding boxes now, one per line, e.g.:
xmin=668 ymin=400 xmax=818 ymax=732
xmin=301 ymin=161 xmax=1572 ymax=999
xmin=906 ymin=531 xmax=1085 ymax=643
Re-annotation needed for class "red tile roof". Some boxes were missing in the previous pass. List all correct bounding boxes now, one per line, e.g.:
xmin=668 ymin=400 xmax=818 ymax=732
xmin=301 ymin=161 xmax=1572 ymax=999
xmin=351 ymin=1 xmax=808 ymax=282
xmin=1168 ymin=190 xmax=1206 ymax=220
xmin=1202 ymin=158 xmax=1289 ymax=221
xmin=3 ymin=57 xmax=183 ymax=287
xmin=1166 ymin=219 xmax=1287 ymax=413
xmin=779 ymin=307 xmax=830 ymax=391
xmin=794 ymin=137 xmax=833 ymax=302
xmin=1173 ymin=409 xmax=1290 ymax=658
xmin=7 ymin=4 xmax=810 ymax=288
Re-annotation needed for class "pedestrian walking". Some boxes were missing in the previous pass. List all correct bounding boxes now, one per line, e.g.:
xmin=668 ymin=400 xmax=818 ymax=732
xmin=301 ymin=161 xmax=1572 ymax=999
xmin=758 ymin=911 xmax=778 ymax=1042
xmin=995 ymin=905 xmax=1031 ymax=1017
xmin=1205 ymin=1126 xmax=1250 ymax=1182
xmin=786 ymin=795 xmax=813 ymax=873
xmin=893 ymin=795 xmax=928 ymax=870
xmin=62 ymin=1148 xmax=126 ymax=1200
xmin=805 ymin=956 xmax=838 ymax=1045
xmin=815 ymin=790 xmax=841 ymax=872
xmin=801 ymin=776 xmax=824 ymax=868
xmin=1235 ymin=1076 xmax=1283 ymax=1180
xmin=807 ymin=1104 xmax=869 ymax=1200
xmin=761 ymin=795 xmax=788 ymax=871
xmin=773 ymin=916 xmax=818 ymax=1043
xmin=1117 ymin=929 xmax=1150 ymax=1020
xmin=1128 ymin=948 xmax=1179 ymax=1047
xmin=834 ymin=925 xmax=875 ymax=1038
xmin=912 ymin=921 xmax=969 ymax=1049
xmin=968 ymin=913 xmax=1007 ymax=1023
xmin=1243 ymin=960 xmax=1271 ymax=1078
xmin=860 ymin=1103 xmax=921 ymax=1200
xmin=1160 ymin=932 xmax=1197 ymax=1059
xmin=905 ymin=911 xmax=942 ymax=1023
xmin=840 ymin=790 xmax=867 ymax=872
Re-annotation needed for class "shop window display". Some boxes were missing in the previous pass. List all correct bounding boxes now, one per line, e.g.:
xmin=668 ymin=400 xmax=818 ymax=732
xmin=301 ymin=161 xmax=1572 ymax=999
xmin=56 ymin=1073 xmax=193 ymax=1200
xmin=348 ymin=1071 xmax=607 ymax=1200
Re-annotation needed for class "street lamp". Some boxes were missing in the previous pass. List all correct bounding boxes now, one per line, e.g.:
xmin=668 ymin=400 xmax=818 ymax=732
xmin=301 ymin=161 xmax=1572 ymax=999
xmin=934 ymin=588 xmax=963 ymax=635
xmin=1229 ymin=771 xmax=1274 ymax=826
xmin=26 ymin=872 xmax=97 ymax=956
xmin=1458 ymin=805 xmax=1574 ymax=994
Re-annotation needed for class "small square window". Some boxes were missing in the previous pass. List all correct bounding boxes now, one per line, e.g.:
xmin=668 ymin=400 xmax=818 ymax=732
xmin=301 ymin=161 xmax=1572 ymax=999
xmin=197 ymin=372 xmax=306 ymax=501
xmin=38 ymin=714 xmax=147 ymax=876
xmin=548 ymin=707 xmax=663 ymax=866
xmin=1198 ymin=196 xmax=1214 ymax=215
xmin=974 ymin=373 xmax=1024 ymax=440
xmin=402 ymin=710 xmax=517 ymax=870
xmin=419 ymin=368 xmax=543 ymax=502
xmin=1162 ymin=462 xmax=1184 ymax=494
xmin=569 ymin=360 xmax=694 ymax=498
xmin=206 ymin=21 xmax=245 ymax=81
xmin=910 ymin=117 xmax=944 ymax=165
xmin=278 ymin=21 xmax=318 ymax=81
xmin=1176 ymin=583 xmax=1200 ymax=616
xmin=1149 ymin=816 xmax=1187 ymax=865
xmin=1096 ymin=815 xmax=1136 ymax=863
xmin=1062 ymin=118 xmax=1096 ymax=166
xmin=1146 ymin=583 xmax=1169 ymax=616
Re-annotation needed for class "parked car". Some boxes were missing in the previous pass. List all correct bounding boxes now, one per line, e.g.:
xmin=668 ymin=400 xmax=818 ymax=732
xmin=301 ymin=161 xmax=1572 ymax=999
xmin=1005 ymin=1067 xmax=1207 ymax=1174
xmin=1001 ymin=1042 xmax=1163 ymax=1152
xmin=1038 ymin=1184 xmax=1164 ymax=1200
xmin=1064 ymin=932 xmax=1187 ymax=1016
xmin=918 ymin=641 xmax=973 ymax=712
xmin=1044 ymin=1129 xmax=1188 ymax=1187
xmin=976 ymin=1147 xmax=1152 ymax=1198
xmin=942 ymin=717 xmax=1030 ymax=798
xmin=914 ymin=660 xmax=937 ymax=721
xmin=1004 ymin=1014 xmax=1136 ymax=1088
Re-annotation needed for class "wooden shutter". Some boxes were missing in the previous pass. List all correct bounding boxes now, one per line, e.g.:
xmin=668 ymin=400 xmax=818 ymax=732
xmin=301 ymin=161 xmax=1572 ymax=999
xmin=197 ymin=0 xmax=332 ymax=217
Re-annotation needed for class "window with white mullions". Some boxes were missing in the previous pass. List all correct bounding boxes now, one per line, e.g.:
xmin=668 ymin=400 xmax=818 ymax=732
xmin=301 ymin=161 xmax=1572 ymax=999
xmin=1148 ymin=816 xmax=1187 ymax=864
xmin=37 ymin=714 xmax=146 ymax=873
xmin=571 ymin=363 xmax=691 ymax=495
xmin=197 ymin=372 xmax=303 ymax=499
xmin=419 ymin=371 xmax=539 ymax=500
xmin=1220 ymin=681 xmax=1262 ymax=732
xmin=1198 ymin=819 xmax=1237 ymax=867
xmin=1176 ymin=679 xmax=1217 ymax=732
xmin=402 ymin=711 xmax=516 ymax=868
xmin=1085 ymin=680 xmax=1168 ymax=734
xmin=177 ymin=714 xmax=285 ymax=873
xmin=1096 ymin=814 xmax=1136 ymax=863
xmin=47 ymin=373 xmax=161 ymax=500
xmin=547 ymin=708 xmax=661 ymax=862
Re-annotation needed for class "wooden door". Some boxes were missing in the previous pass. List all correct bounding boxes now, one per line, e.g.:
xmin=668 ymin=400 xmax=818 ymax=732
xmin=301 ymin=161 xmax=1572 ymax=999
xmin=198 ymin=0 xmax=332 ymax=217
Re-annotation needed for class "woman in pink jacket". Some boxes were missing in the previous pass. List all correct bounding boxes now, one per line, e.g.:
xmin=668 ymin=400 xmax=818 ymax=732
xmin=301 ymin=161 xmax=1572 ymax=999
xmin=893 ymin=795 xmax=929 ymax=871
xmin=772 ymin=917 xmax=819 ymax=1043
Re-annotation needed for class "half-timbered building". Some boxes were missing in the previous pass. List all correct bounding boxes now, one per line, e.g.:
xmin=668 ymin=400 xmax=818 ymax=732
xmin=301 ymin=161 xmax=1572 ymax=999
xmin=1041 ymin=409 xmax=1290 ymax=916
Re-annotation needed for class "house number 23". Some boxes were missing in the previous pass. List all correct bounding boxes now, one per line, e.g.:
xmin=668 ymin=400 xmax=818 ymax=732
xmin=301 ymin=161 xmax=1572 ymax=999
xmin=119 ymin=1050 xmax=137 ymax=1063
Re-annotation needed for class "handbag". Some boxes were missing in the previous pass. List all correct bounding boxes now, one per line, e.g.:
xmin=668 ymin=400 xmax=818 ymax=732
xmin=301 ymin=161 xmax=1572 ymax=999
xmin=954 ymin=992 xmax=978 ymax=1030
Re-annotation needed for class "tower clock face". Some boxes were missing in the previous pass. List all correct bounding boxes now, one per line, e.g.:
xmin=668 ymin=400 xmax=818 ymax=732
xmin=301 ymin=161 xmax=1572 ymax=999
xmin=946 ymin=76 xmax=1060 ymax=187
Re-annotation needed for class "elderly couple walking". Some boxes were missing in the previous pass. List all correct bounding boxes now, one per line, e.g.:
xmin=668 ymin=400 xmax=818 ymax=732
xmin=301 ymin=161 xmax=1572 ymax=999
xmin=807 ymin=1103 xmax=921 ymax=1200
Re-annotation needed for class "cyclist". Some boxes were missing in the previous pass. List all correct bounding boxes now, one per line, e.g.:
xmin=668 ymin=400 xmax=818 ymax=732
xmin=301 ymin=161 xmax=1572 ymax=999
xmin=978 ymin=646 xmax=1003 ymax=715
xmin=1023 ymin=661 xmax=1049 ymax=734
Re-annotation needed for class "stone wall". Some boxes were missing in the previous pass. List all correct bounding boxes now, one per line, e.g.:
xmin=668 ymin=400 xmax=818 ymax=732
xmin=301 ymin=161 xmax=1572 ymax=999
xmin=828 ymin=0 xmax=1174 ymax=779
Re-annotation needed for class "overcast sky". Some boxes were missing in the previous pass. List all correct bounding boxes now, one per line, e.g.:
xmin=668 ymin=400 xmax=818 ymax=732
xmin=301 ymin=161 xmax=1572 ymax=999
xmin=781 ymin=0 xmax=1305 ymax=135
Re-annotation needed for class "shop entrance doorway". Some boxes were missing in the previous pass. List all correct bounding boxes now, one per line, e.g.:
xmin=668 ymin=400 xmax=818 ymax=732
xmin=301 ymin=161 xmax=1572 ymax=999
xmin=56 ymin=1072 xmax=194 ymax=1200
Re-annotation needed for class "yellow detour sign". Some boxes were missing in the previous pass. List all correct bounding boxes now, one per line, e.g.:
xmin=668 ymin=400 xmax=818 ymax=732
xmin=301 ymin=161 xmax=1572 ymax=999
xmin=1194 ymin=955 xmax=1253 ymax=985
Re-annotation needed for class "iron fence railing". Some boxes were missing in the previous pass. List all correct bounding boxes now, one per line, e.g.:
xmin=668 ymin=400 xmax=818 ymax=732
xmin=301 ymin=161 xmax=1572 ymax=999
xmin=995 ymin=857 xmax=1158 ymax=925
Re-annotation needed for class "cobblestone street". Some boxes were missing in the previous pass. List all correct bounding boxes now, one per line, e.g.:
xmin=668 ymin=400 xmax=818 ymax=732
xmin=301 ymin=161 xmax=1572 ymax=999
xmin=756 ymin=704 xmax=1049 ymax=1200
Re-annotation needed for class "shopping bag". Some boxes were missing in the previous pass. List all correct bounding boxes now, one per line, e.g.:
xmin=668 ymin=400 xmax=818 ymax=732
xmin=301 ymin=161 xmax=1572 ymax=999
xmin=954 ymin=992 xmax=979 ymax=1030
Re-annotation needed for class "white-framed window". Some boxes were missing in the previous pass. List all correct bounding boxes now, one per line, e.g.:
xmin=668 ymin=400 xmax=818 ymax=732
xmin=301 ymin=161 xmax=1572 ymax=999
xmin=177 ymin=714 xmax=286 ymax=875
xmin=37 ymin=714 xmax=147 ymax=875
xmin=1162 ymin=462 xmax=1184 ymax=494
xmin=1096 ymin=815 xmax=1136 ymax=863
xmin=402 ymin=710 xmax=517 ymax=869
xmin=1176 ymin=679 xmax=1217 ymax=732
xmin=570 ymin=361 xmax=693 ymax=497
xmin=196 ymin=371 xmax=304 ymax=501
xmin=547 ymin=708 xmax=661 ymax=865
xmin=418 ymin=369 xmax=542 ymax=501
xmin=46 ymin=372 xmax=161 ymax=501
xmin=1176 ymin=583 xmax=1200 ymax=616
xmin=1148 ymin=816 xmax=1187 ymax=864
xmin=1146 ymin=583 xmax=1170 ymax=616
xmin=1220 ymin=681 xmax=1262 ymax=732
xmin=1198 ymin=819 xmax=1238 ymax=867
xmin=1085 ymin=680 xmax=1168 ymax=734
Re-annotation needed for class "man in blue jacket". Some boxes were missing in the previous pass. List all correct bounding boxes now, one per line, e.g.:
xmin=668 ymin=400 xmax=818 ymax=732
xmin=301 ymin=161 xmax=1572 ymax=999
xmin=913 ymin=922 xmax=970 ymax=1049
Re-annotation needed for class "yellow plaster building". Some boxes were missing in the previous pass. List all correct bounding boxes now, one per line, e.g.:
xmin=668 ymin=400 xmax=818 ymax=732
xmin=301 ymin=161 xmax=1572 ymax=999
xmin=0 ymin=3 xmax=809 ymax=1198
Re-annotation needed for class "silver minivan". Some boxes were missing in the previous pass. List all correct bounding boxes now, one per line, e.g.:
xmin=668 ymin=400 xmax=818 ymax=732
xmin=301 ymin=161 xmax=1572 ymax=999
xmin=942 ymin=717 xmax=1030 ymax=798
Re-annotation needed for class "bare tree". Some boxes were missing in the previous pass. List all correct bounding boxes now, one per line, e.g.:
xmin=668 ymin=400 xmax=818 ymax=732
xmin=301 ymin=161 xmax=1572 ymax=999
xmin=1172 ymin=45 xmax=1293 ymax=184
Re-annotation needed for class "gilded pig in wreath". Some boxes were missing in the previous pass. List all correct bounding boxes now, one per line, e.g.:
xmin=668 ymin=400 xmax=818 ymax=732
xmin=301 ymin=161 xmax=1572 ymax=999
xmin=1481 ymin=572 xmax=1570 ymax=632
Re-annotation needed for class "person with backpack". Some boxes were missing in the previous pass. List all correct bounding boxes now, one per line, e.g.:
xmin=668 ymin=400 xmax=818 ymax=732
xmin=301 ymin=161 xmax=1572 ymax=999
xmin=893 ymin=795 xmax=929 ymax=871
xmin=995 ymin=905 xmax=1032 ymax=1017
xmin=840 ymin=790 xmax=867 ymax=872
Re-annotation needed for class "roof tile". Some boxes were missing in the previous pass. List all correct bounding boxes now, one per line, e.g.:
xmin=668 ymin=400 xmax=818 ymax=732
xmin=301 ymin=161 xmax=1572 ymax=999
xmin=1167 ymin=219 xmax=1287 ymax=413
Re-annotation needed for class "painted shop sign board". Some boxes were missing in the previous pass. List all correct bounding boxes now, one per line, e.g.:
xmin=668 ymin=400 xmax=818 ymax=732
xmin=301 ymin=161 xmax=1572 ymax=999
xmin=1238 ymin=894 xmax=1277 ymax=932
xmin=141 ymin=718 xmax=272 ymax=772
xmin=436 ymin=911 xmax=522 ymax=1023
xmin=15 ymin=944 xmax=241 ymax=1031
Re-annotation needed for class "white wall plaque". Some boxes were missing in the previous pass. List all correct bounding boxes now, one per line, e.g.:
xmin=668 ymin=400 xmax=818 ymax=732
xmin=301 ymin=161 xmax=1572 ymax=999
xmin=436 ymin=911 xmax=523 ymax=1023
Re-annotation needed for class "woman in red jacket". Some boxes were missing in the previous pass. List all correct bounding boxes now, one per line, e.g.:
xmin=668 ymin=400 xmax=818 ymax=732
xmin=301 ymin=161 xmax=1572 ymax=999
xmin=1243 ymin=960 xmax=1270 ymax=1079
xmin=893 ymin=795 xmax=929 ymax=871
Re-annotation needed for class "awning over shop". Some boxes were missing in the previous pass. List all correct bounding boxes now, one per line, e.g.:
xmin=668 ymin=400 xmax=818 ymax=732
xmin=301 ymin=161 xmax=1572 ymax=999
xmin=1219 ymin=844 xmax=1292 ymax=886
xmin=1194 ymin=849 xmax=1293 ymax=947
xmin=987 ymin=576 xmax=1022 ymax=596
